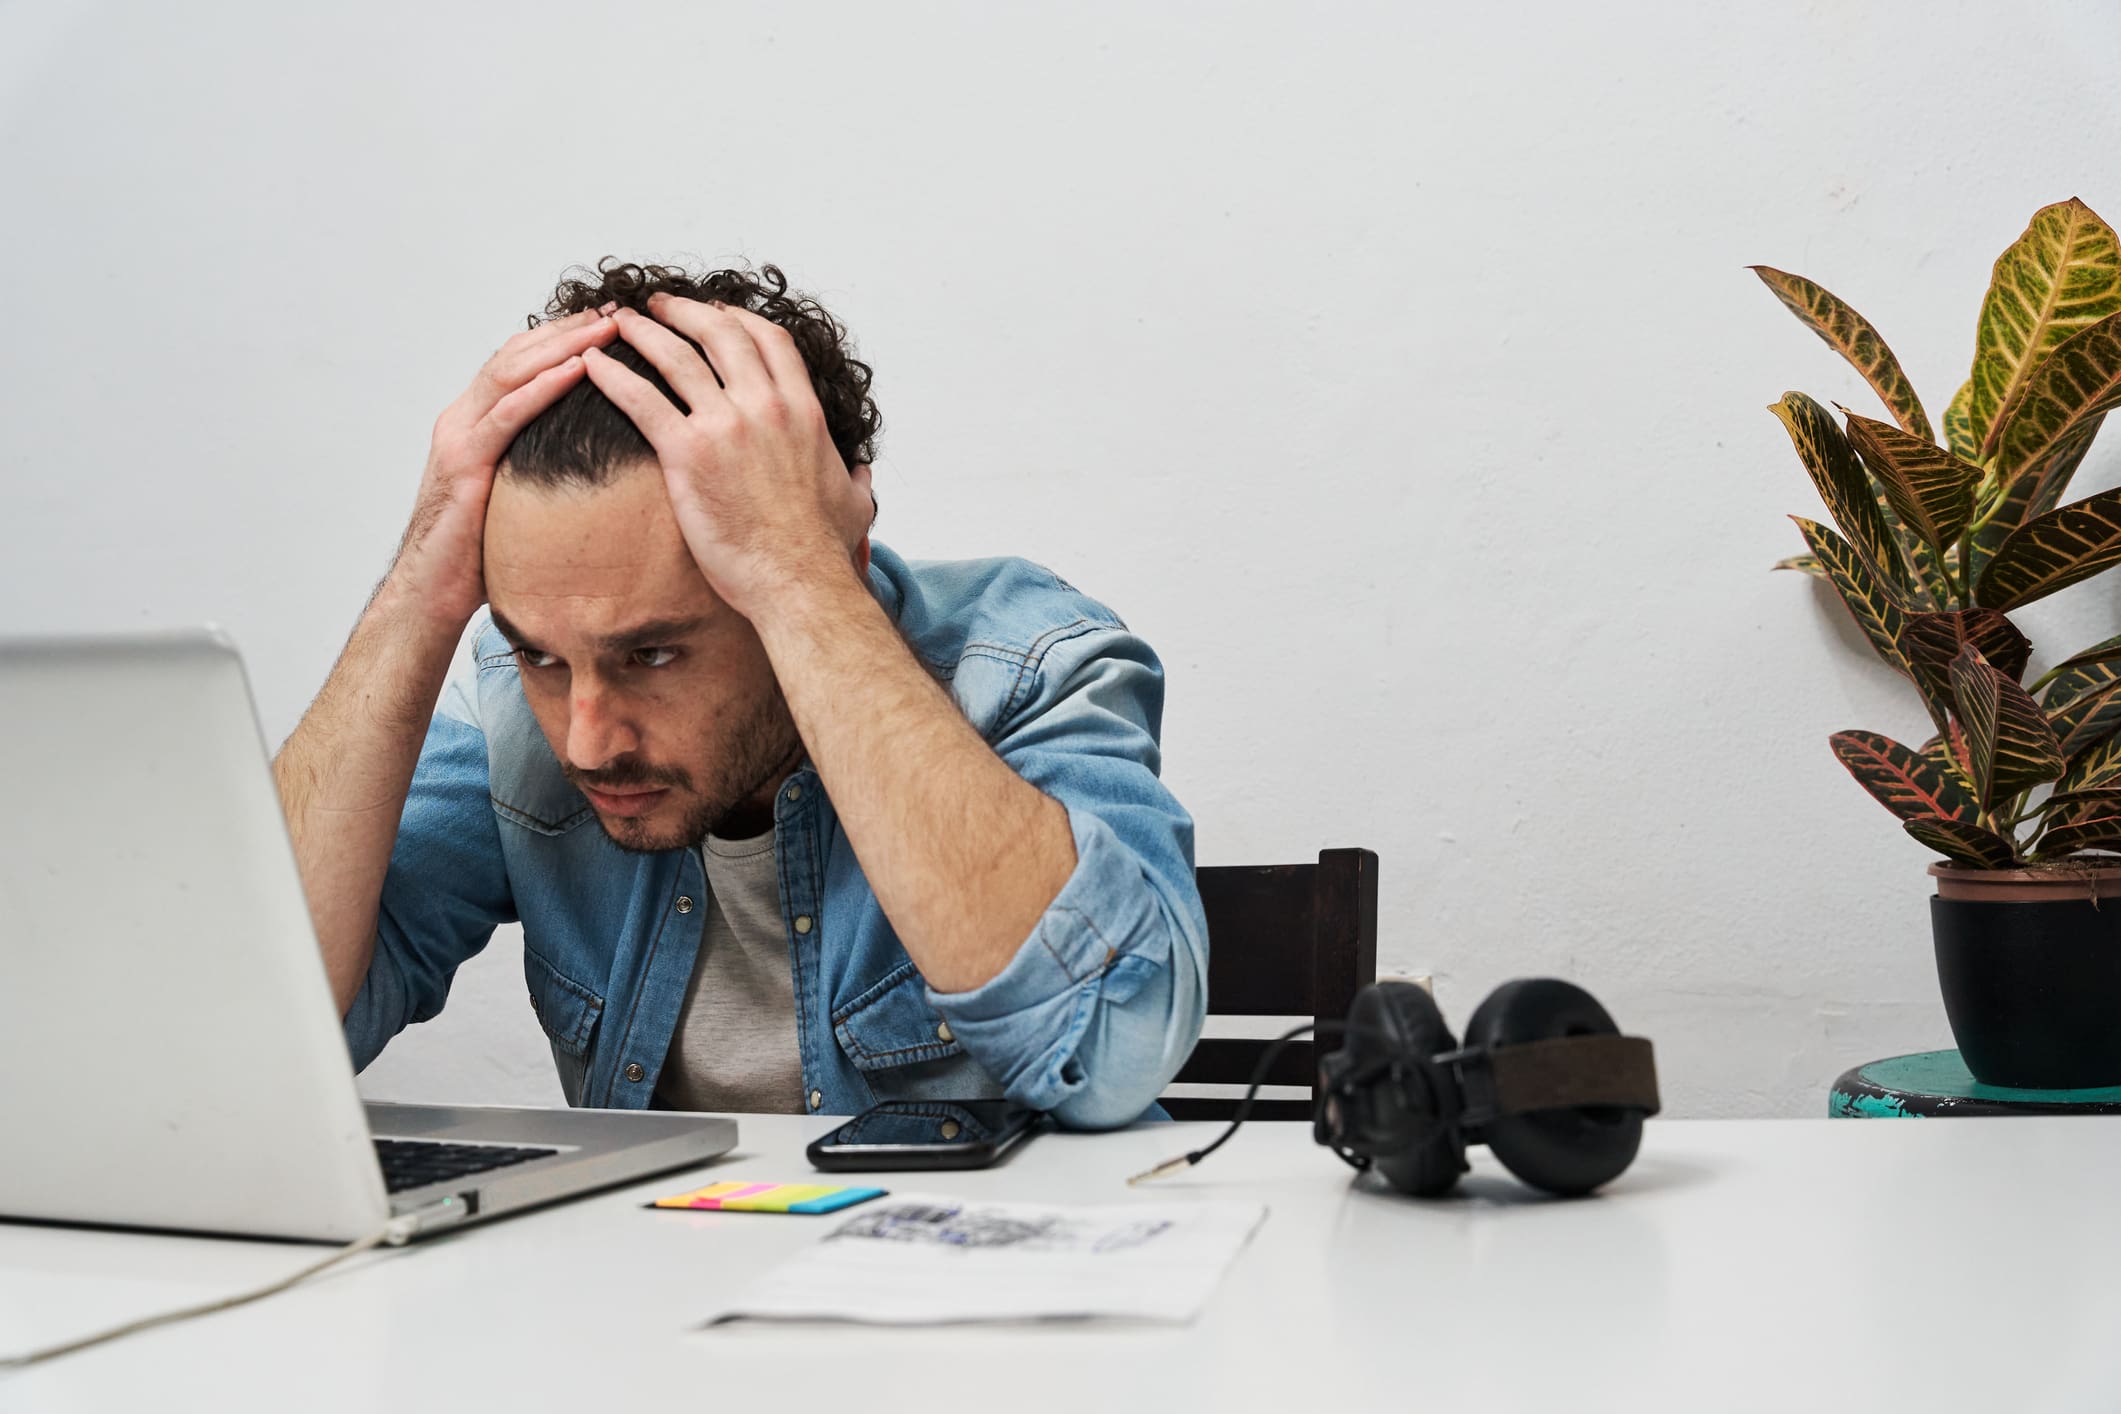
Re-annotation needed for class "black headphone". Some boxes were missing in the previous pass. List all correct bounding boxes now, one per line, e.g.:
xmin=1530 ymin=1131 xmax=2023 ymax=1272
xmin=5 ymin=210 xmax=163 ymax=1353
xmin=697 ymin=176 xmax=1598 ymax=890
xmin=1134 ymin=978 xmax=1661 ymax=1198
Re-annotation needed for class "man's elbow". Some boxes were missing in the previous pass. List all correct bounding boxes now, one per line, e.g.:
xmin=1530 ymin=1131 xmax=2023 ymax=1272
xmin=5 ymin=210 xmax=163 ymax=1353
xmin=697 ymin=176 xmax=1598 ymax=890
xmin=339 ymin=930 xmax=413 ymax=1073
xmin=1042 ymin=969 xmax=1203 ymax=1130
xmin=1048 ymin=1072 xmax=1170 ymax=1131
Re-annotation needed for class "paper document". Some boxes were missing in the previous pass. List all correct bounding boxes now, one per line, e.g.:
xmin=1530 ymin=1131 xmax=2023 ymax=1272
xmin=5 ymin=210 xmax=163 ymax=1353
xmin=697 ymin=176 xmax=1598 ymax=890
xmin=704 ymin=1194 xmax=1267 ymax=1325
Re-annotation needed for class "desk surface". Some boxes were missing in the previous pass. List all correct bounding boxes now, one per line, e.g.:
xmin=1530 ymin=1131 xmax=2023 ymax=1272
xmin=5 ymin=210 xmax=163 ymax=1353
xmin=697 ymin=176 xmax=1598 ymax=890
xmin=4 ymin=1115 xmax=2117 ymax=1413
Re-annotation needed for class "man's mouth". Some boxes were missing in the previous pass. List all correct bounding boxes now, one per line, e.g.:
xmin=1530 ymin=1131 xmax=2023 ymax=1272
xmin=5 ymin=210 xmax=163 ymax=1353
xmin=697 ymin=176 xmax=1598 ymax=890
xmin=580 ymin=784 xmax=672 ymax=818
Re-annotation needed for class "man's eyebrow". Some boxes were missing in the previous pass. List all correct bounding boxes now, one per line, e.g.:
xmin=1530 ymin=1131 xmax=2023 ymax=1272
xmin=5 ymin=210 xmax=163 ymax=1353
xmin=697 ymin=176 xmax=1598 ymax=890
xmin=487 ymin=610 xmax=712 ymax=654
xmin=595 ymin=616 xmax=711 ymax=652
xmin=487 ymin=609 xmax=536 ymax=649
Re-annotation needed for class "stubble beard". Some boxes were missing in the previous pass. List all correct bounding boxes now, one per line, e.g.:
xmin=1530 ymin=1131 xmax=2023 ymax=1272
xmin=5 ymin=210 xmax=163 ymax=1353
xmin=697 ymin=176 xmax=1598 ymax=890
xmin=573 ymin=692 xmax=803 ymax=855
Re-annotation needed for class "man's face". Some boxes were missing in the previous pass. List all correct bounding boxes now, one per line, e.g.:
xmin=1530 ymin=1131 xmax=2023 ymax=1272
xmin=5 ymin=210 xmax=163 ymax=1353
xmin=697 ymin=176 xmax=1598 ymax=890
xmin=483 ymin=465 xmax=801 ymax=851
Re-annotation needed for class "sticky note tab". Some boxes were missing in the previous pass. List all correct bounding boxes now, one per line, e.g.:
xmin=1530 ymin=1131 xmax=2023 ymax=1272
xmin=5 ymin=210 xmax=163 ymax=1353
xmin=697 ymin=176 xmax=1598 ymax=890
xmin=651 ymin=1181 xmax=886 ymax=1214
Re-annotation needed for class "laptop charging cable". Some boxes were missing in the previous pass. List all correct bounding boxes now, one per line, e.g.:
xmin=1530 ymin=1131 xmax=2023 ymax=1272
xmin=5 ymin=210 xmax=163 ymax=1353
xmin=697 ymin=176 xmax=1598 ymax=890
xmin=0 ymin=1204 xmax=446 ymax=1369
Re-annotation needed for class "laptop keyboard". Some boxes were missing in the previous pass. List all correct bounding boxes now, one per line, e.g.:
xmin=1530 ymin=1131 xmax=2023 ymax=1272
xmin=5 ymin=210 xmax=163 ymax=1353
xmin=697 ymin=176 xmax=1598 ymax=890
xmin=374 ymin=1137 xmax=560 ymax=1194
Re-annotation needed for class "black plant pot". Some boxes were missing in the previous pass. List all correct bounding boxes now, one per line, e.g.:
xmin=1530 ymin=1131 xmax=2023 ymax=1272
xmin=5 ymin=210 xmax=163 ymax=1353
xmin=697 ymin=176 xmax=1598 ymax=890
xmin=1931 ymin=865 xmax=2121 ymax=1089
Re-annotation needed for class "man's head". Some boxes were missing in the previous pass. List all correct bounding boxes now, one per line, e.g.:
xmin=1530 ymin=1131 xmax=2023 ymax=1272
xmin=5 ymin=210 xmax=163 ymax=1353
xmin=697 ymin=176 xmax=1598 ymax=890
xmin=485 ymin=261 xmax=880 ymax=852
xmin=502 ymin=261 xmax=881 ymax=490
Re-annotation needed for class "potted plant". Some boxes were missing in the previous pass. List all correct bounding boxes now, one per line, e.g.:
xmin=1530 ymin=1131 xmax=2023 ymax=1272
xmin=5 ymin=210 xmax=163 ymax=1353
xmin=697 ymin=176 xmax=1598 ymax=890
xmin=1757 ymin=196 xmax=2121 ymax=1089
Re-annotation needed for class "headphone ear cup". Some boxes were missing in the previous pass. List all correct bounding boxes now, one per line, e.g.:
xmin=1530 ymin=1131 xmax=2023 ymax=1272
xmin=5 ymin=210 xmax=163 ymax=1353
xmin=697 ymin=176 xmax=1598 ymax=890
xmin=1343 ymin=982 xmax=1466 ymax=1198
xmin=1462 ymin=978 xmax=1645 ymax=1197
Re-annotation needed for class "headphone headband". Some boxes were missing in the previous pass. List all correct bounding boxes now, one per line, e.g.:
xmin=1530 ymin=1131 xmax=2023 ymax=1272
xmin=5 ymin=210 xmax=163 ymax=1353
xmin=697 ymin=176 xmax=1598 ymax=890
xmin=1434 ymin=1034 xmax=1660 ymax=1127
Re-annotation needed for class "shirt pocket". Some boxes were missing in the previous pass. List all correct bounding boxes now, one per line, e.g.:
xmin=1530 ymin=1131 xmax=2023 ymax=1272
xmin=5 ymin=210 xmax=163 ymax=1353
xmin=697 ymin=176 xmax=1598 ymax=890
xmin=524 ymin=945 xmax=604 ymax=1103
xmin=832 ymin=960 xmax=1004 ymax=1103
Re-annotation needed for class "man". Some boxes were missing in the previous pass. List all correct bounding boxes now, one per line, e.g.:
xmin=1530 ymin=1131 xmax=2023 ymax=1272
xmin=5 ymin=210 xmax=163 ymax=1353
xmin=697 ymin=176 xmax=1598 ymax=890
xmin=274 ymin=261 xmax=1207 ymax=1128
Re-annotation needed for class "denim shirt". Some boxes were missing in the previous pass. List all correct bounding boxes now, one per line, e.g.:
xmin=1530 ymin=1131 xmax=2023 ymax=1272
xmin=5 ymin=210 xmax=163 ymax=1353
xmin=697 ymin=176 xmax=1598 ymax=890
xmin=343 ymin=543 xmax=1209 ymax=1129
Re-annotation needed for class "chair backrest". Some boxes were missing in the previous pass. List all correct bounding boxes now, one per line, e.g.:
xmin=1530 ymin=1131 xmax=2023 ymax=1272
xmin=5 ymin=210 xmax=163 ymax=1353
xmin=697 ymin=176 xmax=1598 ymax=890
xmin=1164 ymin=847 xmax=1379 ymax=1121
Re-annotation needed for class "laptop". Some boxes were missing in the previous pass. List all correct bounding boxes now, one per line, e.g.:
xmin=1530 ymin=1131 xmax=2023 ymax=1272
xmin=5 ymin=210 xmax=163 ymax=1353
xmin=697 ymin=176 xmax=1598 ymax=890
xmin=0 ymin=629 xmax=736 ymax=1244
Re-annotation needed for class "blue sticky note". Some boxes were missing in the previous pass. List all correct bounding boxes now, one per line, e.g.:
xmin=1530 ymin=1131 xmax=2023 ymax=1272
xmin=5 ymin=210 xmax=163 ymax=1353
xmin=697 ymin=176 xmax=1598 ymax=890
xmin=786 ymin=1186 xmax=887 ymax=1214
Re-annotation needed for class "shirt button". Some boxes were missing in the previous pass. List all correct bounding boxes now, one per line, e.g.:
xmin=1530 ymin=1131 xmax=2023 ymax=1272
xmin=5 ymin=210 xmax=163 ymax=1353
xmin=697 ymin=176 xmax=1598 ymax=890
xmin=624 ymin=1062 xmax=645 ymax=1083
xmin=785 ymin=785 xmax=802 ymax=803
xmin=675 ymin=896 xmax=694 ymax=915
xmin=808 ymin=1089 xmax=823 ymax=1110
xmin=794 ymin=915 xmax=813 ymax=935
xmin=936 ymin=1021 xmax=954 ymax=1043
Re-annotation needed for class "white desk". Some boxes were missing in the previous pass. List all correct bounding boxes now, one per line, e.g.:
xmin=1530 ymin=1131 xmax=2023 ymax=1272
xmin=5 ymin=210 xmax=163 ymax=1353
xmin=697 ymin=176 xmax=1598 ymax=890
xmin=4 ymin=1115 xmax=2118 ymax=1413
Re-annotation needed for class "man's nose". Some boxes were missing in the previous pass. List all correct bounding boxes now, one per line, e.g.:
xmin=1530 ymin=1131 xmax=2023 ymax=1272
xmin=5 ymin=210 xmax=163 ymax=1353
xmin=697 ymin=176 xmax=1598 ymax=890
xmin=564 ymin=678 xmax=640 ymax=771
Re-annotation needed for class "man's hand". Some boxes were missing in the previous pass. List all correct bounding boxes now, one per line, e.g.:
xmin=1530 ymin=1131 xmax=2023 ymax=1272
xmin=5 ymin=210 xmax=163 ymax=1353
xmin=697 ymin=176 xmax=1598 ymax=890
xmin=392 ymin=306 xmax=619 ymax=627
xmin=584 ymin=296 xmax=874 ymax=622
xmin=586 ymin=294 xmax=1074 ymax=996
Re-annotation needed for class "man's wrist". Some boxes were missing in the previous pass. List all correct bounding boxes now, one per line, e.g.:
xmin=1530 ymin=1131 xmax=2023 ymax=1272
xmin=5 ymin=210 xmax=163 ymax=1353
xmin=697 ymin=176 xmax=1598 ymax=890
xmin=345 ymin=575 xmax=473 ymax=723
xmin=372 ymin=559 xmax=478 ymax=640
xmin=742 ymin=547 xmax=877 ymax=647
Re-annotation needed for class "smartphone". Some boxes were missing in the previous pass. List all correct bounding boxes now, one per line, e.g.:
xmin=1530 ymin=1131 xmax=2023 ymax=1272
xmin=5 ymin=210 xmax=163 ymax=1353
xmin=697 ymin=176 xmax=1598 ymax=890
xmin=806 ymin=1100 xmax=1046 ymax=1171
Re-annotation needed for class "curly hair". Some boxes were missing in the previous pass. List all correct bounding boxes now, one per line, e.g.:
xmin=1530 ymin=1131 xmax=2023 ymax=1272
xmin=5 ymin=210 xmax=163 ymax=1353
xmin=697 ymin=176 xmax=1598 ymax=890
xmin=500 ymin=259 xmax=881 ymax=488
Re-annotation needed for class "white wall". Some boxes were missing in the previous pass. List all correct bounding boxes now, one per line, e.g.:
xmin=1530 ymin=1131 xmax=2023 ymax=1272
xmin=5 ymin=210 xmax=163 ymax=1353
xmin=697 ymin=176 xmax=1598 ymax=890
xmin=6 ymin=1 xmax=2119 ymax=1118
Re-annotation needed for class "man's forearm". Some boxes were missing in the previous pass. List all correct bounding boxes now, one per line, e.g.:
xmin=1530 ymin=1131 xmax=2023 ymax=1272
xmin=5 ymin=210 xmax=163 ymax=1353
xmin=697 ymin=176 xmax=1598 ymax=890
xmin=274 ymin=578 xmax=465 ymax=1014
xmin=750 ymin=561 xmax=1078 ymax=994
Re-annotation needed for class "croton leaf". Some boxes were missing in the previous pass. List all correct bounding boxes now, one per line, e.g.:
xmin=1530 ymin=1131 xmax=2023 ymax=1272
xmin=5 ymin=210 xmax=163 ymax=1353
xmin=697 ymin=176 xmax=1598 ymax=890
xmin=1790 ymin=517 xmax=1913 ymax=679
xmin=1973 ymin=483 xmax=2121 ymax=612
xmin=1771 ymin=554 xmax=1824 ymax=577
xmin=1898 ymin=609 xmax=2032 ymax=738
xmin=1751 ymin=266 xmax=1934 ymax=441
xmin=2037 ymin=786 xmax=2121 ymax=824
xmin=2023 ymin=414 xmax=2106 ymax=520
xmin=1966 ymin=416 xmax=2105 ymax=587
xmin=1903 ymin=813 xmax=2020 ymax=868
xmin=1990 ymin=309 xmax=2121 ymax=489
xmin=1919 ymin=727 xmax=1978 ymax=795
xmin=1890 ymin=527 xmax=1950 ymax=610
xmin=1843 ymin=411 xmax=1979 ymax=550
xmin=1771 ymin=393 xmax=1910 ymax=595
xmin=2048 ymin=674 xmax=2121 ymax=759
xmin=1944 ymin=379 xmax=1979 ymax=462
xmin=2046 ymin=632 xmax=2121 ymax=679
xmin=1967 ymin=198 xmax=2121 ymax=460
xmin=1902 ymin=609 xmax=2032 ymax=682
xmin=1950 ymin=645 xmax=2068 ymax=807
xmin=1830 ymin=730 xmax=1980 ymax=823
xmin=2053 ymin=731 xmax=2121 ymax=795
xmin=2033 ymin=813 xmax=2121 ymax=858
xmin=2040 ymin=787 xmax=2121 ymax=841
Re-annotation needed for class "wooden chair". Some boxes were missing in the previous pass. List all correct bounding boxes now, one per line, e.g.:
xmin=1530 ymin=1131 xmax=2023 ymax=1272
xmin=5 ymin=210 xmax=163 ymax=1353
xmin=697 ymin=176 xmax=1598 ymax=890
xmin=1163 ymin=847 xmax=1379 ymax=1121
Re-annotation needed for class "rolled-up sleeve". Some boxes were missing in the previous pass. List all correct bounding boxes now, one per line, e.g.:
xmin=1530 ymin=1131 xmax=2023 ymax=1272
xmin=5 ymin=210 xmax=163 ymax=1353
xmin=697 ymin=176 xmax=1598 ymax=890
xmin=926 ymin=621 xmax=1209 ymax=1129
xmin=342 ymin=675 xmax=516 ymax=1071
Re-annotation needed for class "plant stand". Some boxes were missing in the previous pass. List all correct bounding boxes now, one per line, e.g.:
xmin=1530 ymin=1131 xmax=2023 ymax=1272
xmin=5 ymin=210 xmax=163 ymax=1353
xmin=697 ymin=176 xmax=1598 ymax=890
xmin=1830 ymin=1050 xmax=2121 ymax=1117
